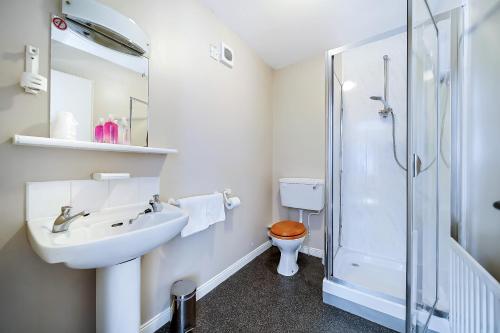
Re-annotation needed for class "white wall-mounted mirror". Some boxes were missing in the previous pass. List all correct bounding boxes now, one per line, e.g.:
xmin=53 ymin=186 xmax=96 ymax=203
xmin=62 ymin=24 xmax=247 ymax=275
xmin=49 ymin=0 xmax=150 ymax=147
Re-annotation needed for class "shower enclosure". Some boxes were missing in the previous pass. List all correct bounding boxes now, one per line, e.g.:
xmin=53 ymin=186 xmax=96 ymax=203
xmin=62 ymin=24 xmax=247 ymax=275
xmin=323 ymin=1 xmax=458 ymax=332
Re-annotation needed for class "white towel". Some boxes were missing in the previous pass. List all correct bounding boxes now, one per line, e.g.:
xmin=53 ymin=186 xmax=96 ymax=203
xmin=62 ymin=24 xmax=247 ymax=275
xmin=180 ymin=193 xmax=226 ymax=238
xmin=206 ymin=193 xmax=226 ymax=226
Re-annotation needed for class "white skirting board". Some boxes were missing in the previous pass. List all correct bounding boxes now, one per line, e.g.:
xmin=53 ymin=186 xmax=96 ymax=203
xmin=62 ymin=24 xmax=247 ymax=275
xmin=140 ymin=240 xmax=272 ymax=333
xmin=140 ymin=306 xmax=171 ymax=333
xmin=299 ymin=245 xmax=324 ymax=259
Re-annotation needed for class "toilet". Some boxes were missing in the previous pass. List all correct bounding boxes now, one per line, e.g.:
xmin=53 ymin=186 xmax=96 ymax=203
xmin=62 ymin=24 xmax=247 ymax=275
xmin=270 ymin=178 xmax=324 ymax=276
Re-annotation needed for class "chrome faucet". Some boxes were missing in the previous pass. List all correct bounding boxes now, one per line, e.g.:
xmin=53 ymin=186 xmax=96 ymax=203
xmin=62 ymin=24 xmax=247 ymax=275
xmin=52 ymin=206 xmax=89 ymax=233
xmin=129 ymin=208 xmax=152 ymax=224
xmin=129 ymin=195 xmax=162 ymax=225
xmin=149 ymin=194 xmax=163 ymax=212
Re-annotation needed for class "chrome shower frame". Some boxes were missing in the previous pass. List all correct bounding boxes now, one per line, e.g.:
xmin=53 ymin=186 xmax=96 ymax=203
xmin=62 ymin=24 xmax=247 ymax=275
xmin=324 ymin=25 xmax=405 ymax=282
xmin=407 ymin=1 xmax=441 ymax=331
xmin=324 ymin=5 xmax=444 ymax=329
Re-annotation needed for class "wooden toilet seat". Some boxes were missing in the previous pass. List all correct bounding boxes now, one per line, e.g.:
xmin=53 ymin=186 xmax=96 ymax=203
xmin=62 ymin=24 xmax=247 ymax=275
xmin=270 ymin=220 xmax=307 ymax=240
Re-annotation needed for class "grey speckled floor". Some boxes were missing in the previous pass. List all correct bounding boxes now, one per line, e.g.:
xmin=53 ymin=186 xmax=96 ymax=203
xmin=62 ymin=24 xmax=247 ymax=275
xmin=156 ymin=247 xmax=396 ymax=333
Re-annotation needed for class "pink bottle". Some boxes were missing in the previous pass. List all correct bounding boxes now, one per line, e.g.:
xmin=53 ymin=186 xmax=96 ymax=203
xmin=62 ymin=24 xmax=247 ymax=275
xmin=103 ymin=115 xmax=115 ymax=143
xmin=94 ymin=118 xmax=104 ymax=143
xmin=111 ymin=120 xmax=119 ymax=144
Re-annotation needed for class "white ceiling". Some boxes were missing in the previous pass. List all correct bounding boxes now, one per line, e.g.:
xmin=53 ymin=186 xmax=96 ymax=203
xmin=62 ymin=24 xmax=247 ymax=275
xmin=198 ymin=0 xmax=406 ymax=69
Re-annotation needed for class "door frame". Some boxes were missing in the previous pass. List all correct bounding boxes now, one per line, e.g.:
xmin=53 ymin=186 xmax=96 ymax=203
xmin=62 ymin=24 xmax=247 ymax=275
xmin=406 ymin=0 xmax=440 ymax=332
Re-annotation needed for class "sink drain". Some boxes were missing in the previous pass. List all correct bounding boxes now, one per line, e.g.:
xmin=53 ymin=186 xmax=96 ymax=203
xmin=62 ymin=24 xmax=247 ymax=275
xmin=351 ymin=263 xmax=360 ymax=267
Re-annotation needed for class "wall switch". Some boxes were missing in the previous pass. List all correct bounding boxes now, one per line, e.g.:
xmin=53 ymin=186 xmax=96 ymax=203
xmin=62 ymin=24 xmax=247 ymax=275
xmin=209 ymin=44 xmax=219 ymax=61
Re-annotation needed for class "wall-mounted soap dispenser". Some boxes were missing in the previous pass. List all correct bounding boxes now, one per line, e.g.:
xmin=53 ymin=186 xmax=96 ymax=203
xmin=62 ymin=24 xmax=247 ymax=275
xmin=20 ymin=45 xmax=47 ymax=94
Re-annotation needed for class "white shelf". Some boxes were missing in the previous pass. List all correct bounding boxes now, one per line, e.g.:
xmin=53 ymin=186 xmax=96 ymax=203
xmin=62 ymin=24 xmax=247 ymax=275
xmin=13 ymin=135 xmax=177 ymax=155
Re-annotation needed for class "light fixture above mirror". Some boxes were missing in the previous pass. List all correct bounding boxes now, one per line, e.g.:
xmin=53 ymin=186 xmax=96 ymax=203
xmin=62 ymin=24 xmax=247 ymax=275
xmin=62 ymin=0 xmax=150 ymax=57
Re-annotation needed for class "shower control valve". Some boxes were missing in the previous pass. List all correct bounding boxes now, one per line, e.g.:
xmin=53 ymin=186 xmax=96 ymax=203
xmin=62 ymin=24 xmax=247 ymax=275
xmin=378 ymin=107 xmax=392 ymax=118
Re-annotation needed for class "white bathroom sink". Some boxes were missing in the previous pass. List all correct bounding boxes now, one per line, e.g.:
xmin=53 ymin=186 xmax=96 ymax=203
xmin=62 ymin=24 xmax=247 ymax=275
xmin=27 ymin=203 xmax=188 ymax=269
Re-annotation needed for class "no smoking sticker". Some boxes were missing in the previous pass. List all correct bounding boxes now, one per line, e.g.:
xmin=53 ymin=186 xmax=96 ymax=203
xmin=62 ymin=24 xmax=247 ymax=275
xmin=52 ymin=17 xmax=67 ymax=30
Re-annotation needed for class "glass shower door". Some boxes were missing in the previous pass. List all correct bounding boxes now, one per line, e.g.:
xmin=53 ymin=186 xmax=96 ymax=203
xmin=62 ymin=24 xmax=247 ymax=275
xmin=407 ymin=0 xmax=439 ymax=332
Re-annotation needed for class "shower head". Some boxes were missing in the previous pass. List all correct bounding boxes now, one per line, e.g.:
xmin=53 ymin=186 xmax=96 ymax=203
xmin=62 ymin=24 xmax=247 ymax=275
xmin=370 ymin=96 xmax=391 ymax=115
xmin=371 ymin=55 xmax=392 ymax=117
xmin=370 ymin=96 xmax=388 ymax=107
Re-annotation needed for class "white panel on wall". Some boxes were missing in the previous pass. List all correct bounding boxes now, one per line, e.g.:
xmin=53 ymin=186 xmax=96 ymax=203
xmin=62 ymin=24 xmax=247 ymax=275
xmin=71 ymin=180 xmax=108 ymax=213
xmin=339 ymin=32 xmax=407 ymax=262
xmin=26 ymin=181 xmax=71 ymax=220
xmin=107 ymin=178 xmax=140 ymax=208
xmin=26 ymin=178 xmax=158 ymax=221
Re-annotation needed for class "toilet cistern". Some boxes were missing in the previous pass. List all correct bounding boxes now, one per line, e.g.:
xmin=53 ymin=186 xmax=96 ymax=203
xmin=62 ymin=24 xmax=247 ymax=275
xmin=279 ymin=178 xmax=325 ymax=222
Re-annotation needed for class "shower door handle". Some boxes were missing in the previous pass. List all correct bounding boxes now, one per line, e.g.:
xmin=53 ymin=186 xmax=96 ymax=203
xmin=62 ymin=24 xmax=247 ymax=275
xmin=413 ymin=153 xmax=422 ymax=177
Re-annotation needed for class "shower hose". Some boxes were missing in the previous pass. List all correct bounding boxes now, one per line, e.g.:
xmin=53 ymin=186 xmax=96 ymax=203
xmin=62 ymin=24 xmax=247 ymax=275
xmin=389 ymin=87 xmax=450 ymax=172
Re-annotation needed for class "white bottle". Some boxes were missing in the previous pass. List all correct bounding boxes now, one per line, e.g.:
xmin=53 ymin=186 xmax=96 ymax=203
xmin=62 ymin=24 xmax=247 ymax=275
xmin=120 ymin=117 xmax=130 ymax=145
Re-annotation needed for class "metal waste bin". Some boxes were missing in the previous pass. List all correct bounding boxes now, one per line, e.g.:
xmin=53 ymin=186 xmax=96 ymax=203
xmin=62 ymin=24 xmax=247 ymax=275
xmin=170 ymin=279 xmax=196 ymax=333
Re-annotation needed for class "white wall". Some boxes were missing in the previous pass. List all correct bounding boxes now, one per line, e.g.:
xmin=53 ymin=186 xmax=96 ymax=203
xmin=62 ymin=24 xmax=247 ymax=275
xmin=338 ymin=33 xmax=407 ymax=262
xmin=271 ymin=55 xmax=326 ymax=251
xmin=0 ymin=0 xmax=272 ymax=332
xmin=134 ymin=0 xmax=273 ymax=322
xmin=461 ymin=0 xmax=500 ymax=280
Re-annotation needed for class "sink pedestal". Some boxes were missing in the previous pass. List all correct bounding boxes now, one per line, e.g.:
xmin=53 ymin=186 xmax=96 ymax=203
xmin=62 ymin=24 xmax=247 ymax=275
xmin=96 ymin=258 xmax=141 ymax=333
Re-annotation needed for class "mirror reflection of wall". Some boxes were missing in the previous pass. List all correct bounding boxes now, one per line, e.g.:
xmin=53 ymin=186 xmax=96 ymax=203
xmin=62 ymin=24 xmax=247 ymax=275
xmin=130 ymin=97 xmax=148 ymax=147
xmin=49 ymin=16 xmax=149 ymax=146
xmin=50 ymin=69 xmax=93 ymax=141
